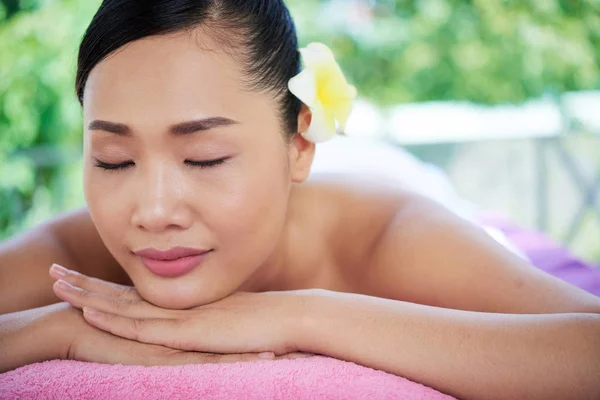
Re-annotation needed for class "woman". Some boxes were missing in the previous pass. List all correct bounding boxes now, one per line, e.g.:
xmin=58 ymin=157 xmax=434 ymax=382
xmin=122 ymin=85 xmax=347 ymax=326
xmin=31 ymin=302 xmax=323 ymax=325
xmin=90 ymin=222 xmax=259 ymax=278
xmin=1 ymin=1 xmax=599 ymax=399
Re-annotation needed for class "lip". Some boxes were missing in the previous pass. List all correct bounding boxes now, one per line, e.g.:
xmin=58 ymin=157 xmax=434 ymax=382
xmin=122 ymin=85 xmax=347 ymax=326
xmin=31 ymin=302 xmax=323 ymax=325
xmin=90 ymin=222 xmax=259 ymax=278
xmin=134 ymin=247 xmax=211 ymax=278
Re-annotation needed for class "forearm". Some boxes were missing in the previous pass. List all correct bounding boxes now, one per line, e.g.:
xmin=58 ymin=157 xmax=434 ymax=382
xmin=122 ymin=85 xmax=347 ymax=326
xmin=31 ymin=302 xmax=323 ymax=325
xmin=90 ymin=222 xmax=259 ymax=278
xmin=298 ymin=291 xmax=600 ymax=400
xmin=0 ymin=303 xmax=70 ymax=373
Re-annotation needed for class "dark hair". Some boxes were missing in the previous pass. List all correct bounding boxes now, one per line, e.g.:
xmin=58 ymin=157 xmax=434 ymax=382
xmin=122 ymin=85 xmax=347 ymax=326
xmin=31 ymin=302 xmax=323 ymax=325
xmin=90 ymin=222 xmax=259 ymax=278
xmin=75 ymin=0 xmax=302 ymax=136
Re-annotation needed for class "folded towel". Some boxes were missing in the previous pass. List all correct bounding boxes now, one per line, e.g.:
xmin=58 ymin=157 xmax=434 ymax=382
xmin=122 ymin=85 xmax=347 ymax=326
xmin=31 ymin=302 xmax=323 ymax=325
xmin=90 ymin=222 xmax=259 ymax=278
xmin=0 ymin=356 xmax=454 ymax=399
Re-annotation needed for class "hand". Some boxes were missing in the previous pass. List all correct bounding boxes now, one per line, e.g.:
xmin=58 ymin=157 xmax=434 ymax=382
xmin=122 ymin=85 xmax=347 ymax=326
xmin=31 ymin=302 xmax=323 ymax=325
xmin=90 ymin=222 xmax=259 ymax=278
xmin=50 ymin=302 xmax=308 ymax=366
xmin=50 ymin=264 xmax=314 ymax=358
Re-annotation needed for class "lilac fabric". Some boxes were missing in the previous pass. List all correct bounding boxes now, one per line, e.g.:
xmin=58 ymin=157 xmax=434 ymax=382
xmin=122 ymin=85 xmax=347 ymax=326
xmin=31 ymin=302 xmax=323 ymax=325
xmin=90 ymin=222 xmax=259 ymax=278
xmin=479 ymin=212 xmax=600 ymax=297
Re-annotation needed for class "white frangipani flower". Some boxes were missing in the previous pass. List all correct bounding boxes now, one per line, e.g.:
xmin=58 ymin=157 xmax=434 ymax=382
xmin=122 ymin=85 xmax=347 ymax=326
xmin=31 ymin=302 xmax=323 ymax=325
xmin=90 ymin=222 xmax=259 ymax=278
xmin=288 ymin=42 xmax=357 ymax=143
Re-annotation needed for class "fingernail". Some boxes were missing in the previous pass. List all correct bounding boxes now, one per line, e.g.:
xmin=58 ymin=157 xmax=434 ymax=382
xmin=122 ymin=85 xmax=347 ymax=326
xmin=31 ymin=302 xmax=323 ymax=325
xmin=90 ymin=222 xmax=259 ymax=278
xmin=258 ymin=352 xmax=275 ymax=359
xmin=50 ymin=264 xmax=68 ymax=278
xmin=56 ymin=279 xmax=74 ymax=291
xmin=83 ymin=308 xmax=101 ymax=318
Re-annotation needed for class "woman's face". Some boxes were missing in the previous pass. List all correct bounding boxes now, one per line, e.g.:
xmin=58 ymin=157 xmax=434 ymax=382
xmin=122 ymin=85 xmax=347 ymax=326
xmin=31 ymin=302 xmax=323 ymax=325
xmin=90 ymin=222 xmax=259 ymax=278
xmin=82 ymin=31 xmax=312 ymax=309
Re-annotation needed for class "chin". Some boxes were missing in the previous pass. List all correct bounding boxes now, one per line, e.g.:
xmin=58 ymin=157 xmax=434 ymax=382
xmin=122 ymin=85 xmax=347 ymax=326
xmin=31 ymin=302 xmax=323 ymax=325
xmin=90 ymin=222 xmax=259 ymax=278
xmin=144 ymin=294 xmax=197 ymax=310
xmin=135 ymin=278 xmax=234 ymax=310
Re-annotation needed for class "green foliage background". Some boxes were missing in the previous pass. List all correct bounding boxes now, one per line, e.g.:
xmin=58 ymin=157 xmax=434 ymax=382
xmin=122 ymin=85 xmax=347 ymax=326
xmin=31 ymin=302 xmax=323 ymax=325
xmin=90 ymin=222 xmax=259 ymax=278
xmin=296 ymin=0 xmax=600 ymax=105
xmin=1 ymin=0 xmax=599 ymax=242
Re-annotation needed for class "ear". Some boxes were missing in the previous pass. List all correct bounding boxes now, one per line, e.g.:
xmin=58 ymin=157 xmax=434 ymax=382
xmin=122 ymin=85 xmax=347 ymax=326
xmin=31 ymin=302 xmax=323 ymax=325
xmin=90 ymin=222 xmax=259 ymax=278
xmin=288 ymin=104 xmax=315 ymax=183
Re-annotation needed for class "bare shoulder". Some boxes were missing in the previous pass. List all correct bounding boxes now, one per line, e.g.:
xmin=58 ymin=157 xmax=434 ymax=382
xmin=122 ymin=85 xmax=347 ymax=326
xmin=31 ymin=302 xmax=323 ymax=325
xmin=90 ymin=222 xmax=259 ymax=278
xmin=49 ymin=207 xmax=130 ymax=285
xmin=300 ymin=173 xmax=413 ymax=287
xmin=345 ymin=185 xmax=600 ymax=314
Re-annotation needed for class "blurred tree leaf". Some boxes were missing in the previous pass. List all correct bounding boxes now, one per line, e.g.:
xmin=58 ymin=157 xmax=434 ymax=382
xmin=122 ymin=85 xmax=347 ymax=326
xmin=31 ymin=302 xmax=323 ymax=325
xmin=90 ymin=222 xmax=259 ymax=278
xmin=288 ymin=0 xmax=600 ymax=105
xmin=0 ymin=0 xmax=99 ymax=238
xmin=0 ymin=0 xmax=41 ymax=20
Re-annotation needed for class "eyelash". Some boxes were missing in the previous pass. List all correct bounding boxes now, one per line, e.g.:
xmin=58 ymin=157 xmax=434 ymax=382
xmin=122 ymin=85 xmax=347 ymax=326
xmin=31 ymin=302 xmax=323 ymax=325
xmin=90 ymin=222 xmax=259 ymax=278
xmin=184 ymin=158 xmax=229 ymax=168
xmin=94 ymin=158 xmax=229 ymax=172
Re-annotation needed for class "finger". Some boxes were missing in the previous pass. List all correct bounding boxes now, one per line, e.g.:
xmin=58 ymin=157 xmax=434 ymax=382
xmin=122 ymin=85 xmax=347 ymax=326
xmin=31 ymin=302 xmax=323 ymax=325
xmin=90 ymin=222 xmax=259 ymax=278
xmin=177 ymin=352 xmax=272 ymax=364
xmin=274 ymin=352 xmax=316 ymax=360
xmin=82 ymin=308 xmax=187 ymax=349
xmin=75 ymin=331 xmax=249 ymax=367
xmin=151 ymin=351 xmax=276 ymax=366
xmin=54 ymin=280 xmax=169 ymax=319
xmin=171 ymin=352 xmax=315 ymax=364
xmin=49 ymin=264 xmax=141 ymax=301
xmin=167 ymin=352 xmax=309 ymax=364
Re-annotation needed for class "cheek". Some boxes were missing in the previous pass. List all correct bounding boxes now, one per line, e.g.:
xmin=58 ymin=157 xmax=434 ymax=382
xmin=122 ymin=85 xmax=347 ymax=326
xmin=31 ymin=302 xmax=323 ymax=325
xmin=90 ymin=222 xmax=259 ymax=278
xmin=203 ymin=146 xmax=291 ymax=254
xmin=83 ymin=161 xmax=133 ymax=262
xmin=199 ymin=129 xmax=289 ymax=224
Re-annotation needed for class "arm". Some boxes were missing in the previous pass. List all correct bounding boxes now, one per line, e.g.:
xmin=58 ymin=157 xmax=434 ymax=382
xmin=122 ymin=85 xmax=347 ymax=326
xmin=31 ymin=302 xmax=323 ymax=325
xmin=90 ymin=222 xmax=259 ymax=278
xmin=0 ymin=208 xmax=131 ymax=370
xmin=295 ymin=192 xmax=600 ymax=399
xmin=0 ymin=207 xmax=128 ymax=314
xmin=41 ymin=259 xmax=599 ymax=399
xmin=298 ymin=291 xmax=600 ymax=400
xmin=0 ymin=303 xmax=69 ymax=372
xmin=0 ymin=300 xmax=285 ymax=373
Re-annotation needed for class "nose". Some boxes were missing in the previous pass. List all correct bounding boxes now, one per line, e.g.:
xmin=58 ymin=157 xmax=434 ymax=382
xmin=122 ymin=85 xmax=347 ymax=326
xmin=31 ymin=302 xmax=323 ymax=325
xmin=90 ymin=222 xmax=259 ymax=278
xmin=131 ymin=163 xmax=192 ymax=233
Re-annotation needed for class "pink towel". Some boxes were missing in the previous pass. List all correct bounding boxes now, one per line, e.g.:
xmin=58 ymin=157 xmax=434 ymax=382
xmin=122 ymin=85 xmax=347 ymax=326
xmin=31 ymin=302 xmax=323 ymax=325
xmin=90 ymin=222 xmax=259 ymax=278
xmin=0 ymin=356 xmax=454 ymax=399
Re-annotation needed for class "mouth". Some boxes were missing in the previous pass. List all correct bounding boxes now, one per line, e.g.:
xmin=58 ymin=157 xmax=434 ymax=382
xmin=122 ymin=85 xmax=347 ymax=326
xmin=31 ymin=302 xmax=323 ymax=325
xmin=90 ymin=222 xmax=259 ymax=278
xmin=134 ymin=247 xmax=212 ymax=278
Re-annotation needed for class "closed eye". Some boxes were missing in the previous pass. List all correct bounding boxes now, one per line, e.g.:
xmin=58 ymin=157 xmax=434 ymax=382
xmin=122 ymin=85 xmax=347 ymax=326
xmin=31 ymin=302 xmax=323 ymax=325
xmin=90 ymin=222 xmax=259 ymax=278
xmin=94 ymin=160 xmax=134 ymax=171
xmin=184 ymin=157 xmax=229 ymax=169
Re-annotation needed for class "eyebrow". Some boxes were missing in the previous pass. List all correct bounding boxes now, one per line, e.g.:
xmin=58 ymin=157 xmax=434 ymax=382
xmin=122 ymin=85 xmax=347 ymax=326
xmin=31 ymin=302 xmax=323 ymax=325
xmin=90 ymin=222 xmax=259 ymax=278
xmin=88 ymin=117 xmax=238 ymax=136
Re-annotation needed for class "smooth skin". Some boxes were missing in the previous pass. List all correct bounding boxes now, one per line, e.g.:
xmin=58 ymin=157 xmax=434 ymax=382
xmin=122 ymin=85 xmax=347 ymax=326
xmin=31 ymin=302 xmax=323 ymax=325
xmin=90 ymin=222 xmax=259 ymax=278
xmin=1 ymin=29 xmax=599 ymax=400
